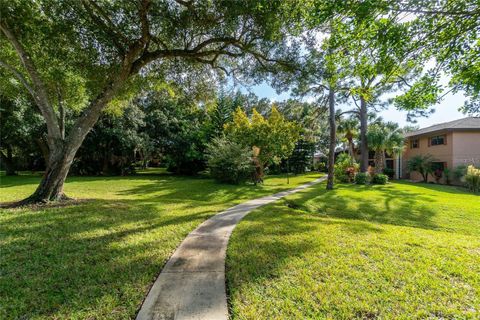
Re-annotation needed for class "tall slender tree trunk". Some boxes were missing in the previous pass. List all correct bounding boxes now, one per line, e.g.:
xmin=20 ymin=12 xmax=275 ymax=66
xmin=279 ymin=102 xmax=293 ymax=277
xmin=359 ymin=96 xmax=368 ymax=172
xmin=347 ymin=138 xmax=355 ymax=159
xmin=326 ymin=88 xmax=336 ymax=190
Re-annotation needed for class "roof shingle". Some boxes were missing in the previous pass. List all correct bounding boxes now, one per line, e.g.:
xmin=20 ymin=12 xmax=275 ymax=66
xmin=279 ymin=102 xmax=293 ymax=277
xmin=405 ymin=117 xmax=480 ymax=137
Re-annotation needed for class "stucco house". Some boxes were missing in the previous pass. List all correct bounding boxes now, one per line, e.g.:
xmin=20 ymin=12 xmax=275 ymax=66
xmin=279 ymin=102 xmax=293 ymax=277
xmin=399 ymin=117 xmax=480 ymax=183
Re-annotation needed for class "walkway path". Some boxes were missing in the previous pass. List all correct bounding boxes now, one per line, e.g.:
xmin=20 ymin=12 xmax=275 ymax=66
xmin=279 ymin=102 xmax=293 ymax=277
xmin=136 ymin=177 xmax=326 ymax=320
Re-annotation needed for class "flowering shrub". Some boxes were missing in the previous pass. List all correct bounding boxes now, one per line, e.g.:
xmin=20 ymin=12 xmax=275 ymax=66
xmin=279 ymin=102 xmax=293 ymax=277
xmin=334 ymin=154 xmax=359 ymax=183
xmin=465 ymin=165 xmax=480 ymax=193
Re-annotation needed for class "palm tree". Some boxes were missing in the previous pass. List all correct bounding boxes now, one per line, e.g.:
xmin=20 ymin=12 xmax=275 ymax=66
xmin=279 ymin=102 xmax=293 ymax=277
xmin=367 ymin=121 xmax=405 ymax=174
xmin=407 ymin=154 xmax=436 ymax=183
xmin=337 ymin=117 xmax=359 ymax=159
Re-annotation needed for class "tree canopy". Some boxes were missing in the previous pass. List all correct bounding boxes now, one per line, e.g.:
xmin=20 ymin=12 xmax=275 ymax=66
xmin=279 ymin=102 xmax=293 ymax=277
xmin=0 ymin=0 xmax=307 ymax=202
xmin=225 ymin=106 xmax=301 ymax=168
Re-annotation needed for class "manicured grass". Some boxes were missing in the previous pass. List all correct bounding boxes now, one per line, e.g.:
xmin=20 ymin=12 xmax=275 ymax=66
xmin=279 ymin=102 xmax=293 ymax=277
xmin=227 ymin=181 xmax=480 ymax=319
xmin=0 ymin=170 xmax=321 ymax=319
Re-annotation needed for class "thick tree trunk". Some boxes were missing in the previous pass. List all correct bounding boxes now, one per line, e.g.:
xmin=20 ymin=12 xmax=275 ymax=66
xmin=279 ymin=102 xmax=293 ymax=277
xmin=2 ymin=18 xmax=148 ymax=205
xmin=20 ymin=140 xmax=80 ymax=204
xmin=1 ymin=147 xmax=16 ymax=176
xmin=359 ymin=96 xmax=369 ymax=173
xmin=326 ymin=88 xmax=336 ymax=190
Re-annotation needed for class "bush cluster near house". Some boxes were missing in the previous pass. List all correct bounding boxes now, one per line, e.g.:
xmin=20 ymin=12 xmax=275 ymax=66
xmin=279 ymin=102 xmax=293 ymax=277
xmin=333 ymin=154 xmax=358 ymax=183
xmin=465 ymin=165 xmax=480 ymax=193
xmin=407 ymin=155 xmax=480 ymax=193
xmin=354 ymin=172 xmax=369 ymax=184
xmin=334 ymin=154 xmax=388 ymax=185
xmin=371 ymin=173 xmax=389 ymax=185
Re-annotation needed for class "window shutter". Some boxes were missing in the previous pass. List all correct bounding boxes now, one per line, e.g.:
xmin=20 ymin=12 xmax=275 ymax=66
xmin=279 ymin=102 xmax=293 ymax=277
xmin=444 ymin=135 xmax=447 ymax=145
xmin=428 ymin=137 xmax=431 ymax=147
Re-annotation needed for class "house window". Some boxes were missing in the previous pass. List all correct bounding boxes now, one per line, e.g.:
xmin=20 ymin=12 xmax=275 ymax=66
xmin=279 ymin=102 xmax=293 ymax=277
xmin=430 ymin=135 xmax=446 ymax=146
xmin=410 ymin=139 xmax=419 ymax=149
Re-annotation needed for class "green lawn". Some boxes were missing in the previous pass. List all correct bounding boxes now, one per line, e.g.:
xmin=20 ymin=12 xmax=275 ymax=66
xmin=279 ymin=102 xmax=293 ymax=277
xmin=227 ymin=181 xmax=480 ymax=319
xmin=0 ymin=170 xmax=321 ymax=320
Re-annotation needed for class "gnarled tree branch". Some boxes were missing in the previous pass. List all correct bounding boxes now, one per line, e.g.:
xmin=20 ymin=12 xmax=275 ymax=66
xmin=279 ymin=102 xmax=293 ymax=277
xmin=0 ymin=21 xmax=62 ymax=143
xmin=0 ymin=59 xmax=35 ymax=97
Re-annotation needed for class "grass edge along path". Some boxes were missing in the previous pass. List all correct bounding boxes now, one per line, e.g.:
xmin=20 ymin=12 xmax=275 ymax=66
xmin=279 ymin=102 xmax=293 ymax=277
xmin=135 ymin=176 xmax=326 ymax=320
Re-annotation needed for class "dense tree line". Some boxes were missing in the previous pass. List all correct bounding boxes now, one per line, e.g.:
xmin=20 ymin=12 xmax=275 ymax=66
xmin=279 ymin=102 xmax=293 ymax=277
xmin=1 ymin=89 xmax=324 ymax=179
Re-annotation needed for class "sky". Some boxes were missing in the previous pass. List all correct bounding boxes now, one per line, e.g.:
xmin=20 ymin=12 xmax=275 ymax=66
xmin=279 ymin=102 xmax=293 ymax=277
xmin=236 ymin=81 xmax=467 ymax=129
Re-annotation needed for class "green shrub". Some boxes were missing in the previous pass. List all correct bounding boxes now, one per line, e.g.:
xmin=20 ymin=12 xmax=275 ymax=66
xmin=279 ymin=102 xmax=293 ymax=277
xmin=465 ymin=165 xmax=480 ymax=193
xmin=453 ymin=165 xmax=467 ymax=180
xmin=314 ymin=161 xmax=327 ymax=172
xmin=443 ymin=168 xmax=452 ymax=185
xmin=407 ymin=154 xmax=435 ymax=182
xmin=206 ymin=137 xmax=254 ymax=184
xmin=383 ymin=167 xmax=395 ymax=178
xmin=372 ymin=173 xmax=388 ymax=185
xmin=355 ymin=172 xmax=370 ymax=185
xmin=334 ymin=153 xmax=359 ymax=183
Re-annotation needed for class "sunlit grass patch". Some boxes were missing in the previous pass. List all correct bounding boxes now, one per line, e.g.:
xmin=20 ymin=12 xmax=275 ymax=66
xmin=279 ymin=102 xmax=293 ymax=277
xmin=227 ymin=181 xmax=480 ymax=319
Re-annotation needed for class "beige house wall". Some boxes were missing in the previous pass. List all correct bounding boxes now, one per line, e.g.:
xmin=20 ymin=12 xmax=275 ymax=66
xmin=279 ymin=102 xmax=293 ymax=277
xmin=402 ymin=131 xmax=453 ymax=182
xmin=451 ymin=131 xmax=480 ymax=168
xmin=401 ymin=130 xmax=480 ymax=184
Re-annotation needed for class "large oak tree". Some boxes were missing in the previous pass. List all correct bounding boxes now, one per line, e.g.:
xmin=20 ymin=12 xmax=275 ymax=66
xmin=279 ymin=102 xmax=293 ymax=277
xmin=0 ymin=0 xmax=301 ymax=203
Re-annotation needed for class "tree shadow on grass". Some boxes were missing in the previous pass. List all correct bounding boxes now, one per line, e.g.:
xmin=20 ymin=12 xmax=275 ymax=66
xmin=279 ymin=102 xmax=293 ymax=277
xmin=225 ymin=207 xmax=385 ymax=317
xmin=286 ymin=183 xmax=442 ymax=232
xmin=0 ymin=198 xmax=219 ymax=319
xmin=226 ymin=182 xmax=480 ymax=319
xmin=226 ymin=181 xmax=441 ymax=300
xmin=0 ymin=175 xmax=44 ymax=188
xmin=115 ymin=176 xmax=304 ymax=205
xmin=0 ymin=173 xmax=319 ymax=319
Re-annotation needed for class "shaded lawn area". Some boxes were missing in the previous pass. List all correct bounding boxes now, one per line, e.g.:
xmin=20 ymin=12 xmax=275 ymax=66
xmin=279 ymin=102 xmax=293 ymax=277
xmin=0 ymin=170 xmax=321 ymax=319
xmin=227 ymin=181 xmax=480 ymax=319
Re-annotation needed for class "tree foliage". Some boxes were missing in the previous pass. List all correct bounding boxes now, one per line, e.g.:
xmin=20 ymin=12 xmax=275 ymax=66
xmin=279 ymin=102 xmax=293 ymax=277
xmin=367 ymin=120 xmax=404 ymax=174
xmin=407 ymin=154 xmax=436 ymax=182
xmin=390 ymin=0 xmax=480 ymax=115
xmin=225 ymin=106 xmax=301 ymax=168
xmin=72 ymin=104 xmax=149 ymax=176
xmin=206 ymin=136 xmax=254 ymax=184
xmin=0 ymin=96 xmax=46 ymax=175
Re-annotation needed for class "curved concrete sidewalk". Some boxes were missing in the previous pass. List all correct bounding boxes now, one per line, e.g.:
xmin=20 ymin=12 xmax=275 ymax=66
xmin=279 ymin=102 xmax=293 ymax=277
xmin=136 ymin=177 xmax=326 ymax=320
